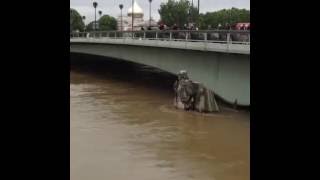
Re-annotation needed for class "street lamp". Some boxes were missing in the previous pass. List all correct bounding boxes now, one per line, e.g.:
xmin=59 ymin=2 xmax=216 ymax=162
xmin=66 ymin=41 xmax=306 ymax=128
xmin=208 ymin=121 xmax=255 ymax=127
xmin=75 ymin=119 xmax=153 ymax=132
xmin=196 ymin=0 xmax=200 ymax=28
xmin=93 ymin=1 xmax=98 ymax=31
xmin=198 ymin=0 xmax=200 ymax=15
xmin=132 ymin=0 xmax=134 ymax=32
xmin=119 ymin=4 xmax=124 ymax=31
xmin=82 ymin=16 xmax=86 ymax=32
xmin=229 ymin=7 xmax=232 ymax=30
xmin=149 ymin=0 xmax=152 ymax=28
xmin=98 ymin=10 xmax=102 ymax=31
xmin=191 ymin=0 xmax=194 ymax=26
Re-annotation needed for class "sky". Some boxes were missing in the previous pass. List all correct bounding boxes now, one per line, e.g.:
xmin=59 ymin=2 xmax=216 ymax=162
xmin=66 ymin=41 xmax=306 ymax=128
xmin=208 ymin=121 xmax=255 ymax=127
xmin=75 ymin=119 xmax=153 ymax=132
xmin=70 ymin=0 xmax=250 ymax=24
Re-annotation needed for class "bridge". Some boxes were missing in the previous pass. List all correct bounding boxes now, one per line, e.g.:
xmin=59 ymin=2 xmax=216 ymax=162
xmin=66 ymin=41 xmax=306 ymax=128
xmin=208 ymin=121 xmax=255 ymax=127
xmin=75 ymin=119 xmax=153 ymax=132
xmin=70 ymin=30 xmax=250 ymax=106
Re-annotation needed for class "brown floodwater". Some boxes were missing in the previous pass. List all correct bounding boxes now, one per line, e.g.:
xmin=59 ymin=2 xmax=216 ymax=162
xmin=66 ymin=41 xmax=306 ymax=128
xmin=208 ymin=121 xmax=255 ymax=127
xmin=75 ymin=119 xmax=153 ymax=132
xmin=70 ymin=53 xmax=250 ymax=180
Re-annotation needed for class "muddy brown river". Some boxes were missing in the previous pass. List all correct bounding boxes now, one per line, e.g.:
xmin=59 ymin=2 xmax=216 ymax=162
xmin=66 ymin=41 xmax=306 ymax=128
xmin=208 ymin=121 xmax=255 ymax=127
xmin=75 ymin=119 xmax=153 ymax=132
xmin=70 ymin=53 xmax=250 ymax=180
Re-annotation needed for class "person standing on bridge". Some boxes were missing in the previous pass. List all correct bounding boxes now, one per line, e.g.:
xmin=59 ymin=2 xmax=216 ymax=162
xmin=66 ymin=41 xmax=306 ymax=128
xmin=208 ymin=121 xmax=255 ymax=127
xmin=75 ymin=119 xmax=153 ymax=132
xmin=172 ymin=24 xmax=178 ymax=39
xmin=159 ymin=23 xmax=164 ymax=30
xmin=172 ymin=24 xmax=178 ymax=30
xmin=183 ymin=24 xmax=188 ymax=30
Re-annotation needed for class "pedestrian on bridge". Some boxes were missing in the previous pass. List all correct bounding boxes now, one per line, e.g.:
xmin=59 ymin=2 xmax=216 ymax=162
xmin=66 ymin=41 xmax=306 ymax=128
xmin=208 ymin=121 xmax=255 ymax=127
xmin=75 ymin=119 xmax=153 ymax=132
xmin=183 ymin=24 xmax=188 ymax=30
xmin=171 ymin=24 xmax=178 ymax=39
xmin=159 ymin=23 xmax=164 ymax=30
xmin=172 ymin=24 xmax=178 ymax=30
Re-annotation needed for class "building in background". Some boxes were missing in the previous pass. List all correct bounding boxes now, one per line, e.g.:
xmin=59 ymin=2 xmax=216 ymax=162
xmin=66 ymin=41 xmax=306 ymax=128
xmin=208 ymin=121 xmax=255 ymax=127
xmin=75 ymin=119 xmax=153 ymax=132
xmin=117 ymin=0 xmax=157 ymax=31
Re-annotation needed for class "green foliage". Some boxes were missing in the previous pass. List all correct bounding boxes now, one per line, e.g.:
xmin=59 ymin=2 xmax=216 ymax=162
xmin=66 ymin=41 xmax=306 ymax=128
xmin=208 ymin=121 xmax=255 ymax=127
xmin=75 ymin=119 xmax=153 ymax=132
xmin=158 ymin=0 xmax=198 ymax=28
xmin=189 ymin=6 xmax=200 ymax=25
xmin=86 ymin=21 xmax=95 ymax=31
xmin=86 ymin=15 xmax=117 ymax=31
xmin=200 ymin=8 xmax=250 ymax=29
xmin=158 ymin=1 xmax=249 ymax=30
xmin=70 ymin=8 xmax=85 ymax=32
xmin=98 ymin=15 xmax=117 ymax=31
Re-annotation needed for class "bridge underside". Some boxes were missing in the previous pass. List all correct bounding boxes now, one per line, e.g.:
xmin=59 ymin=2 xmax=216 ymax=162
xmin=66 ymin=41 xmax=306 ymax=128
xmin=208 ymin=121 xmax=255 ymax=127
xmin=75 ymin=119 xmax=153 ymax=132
xmin=70 ymin=43 xmax=250 ymax=106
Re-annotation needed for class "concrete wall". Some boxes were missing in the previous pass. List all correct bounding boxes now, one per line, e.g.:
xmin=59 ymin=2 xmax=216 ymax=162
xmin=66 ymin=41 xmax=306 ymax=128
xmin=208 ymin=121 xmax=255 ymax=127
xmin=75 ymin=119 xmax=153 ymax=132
xmin=70 ymin=42 xmax=250 ymax=106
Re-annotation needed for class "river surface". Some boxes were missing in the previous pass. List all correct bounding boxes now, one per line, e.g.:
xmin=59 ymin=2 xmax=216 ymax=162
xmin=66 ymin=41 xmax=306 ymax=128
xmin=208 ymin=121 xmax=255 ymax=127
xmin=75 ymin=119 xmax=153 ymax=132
xmin=70 ymin=53 xmax=250 ymax=180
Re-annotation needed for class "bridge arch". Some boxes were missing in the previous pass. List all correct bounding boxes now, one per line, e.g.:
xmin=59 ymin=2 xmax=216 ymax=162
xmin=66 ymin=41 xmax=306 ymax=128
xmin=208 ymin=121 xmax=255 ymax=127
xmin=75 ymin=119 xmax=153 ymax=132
xmin=70 ymin=42 xmax=250 ymax=106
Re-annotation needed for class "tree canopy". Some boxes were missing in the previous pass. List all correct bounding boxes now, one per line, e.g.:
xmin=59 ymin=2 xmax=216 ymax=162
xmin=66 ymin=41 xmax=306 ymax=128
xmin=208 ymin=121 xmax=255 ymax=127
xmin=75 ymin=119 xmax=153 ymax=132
xmin=158 ymin=0 xmax=198 ymax=28
xmin=99 ymin=15 xmax=117 ymax=31
xmin=85 ymin=21 xmax=96 ymax=32
xmin=86 ymin=15 xmax=117 ymax=31
xmin=158 ymin=1 xmax=249 ymax=30
xmin=198 ymin=8 xmax=250 ymax=29
xmin=70 ymin=8 xmax=85 ymax=32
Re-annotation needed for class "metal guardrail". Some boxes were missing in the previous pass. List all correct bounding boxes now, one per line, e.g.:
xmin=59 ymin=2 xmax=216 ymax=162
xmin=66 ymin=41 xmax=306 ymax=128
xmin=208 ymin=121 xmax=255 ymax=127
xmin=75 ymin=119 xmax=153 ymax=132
xmin=70 ymin=30 xmax=250 ymax=45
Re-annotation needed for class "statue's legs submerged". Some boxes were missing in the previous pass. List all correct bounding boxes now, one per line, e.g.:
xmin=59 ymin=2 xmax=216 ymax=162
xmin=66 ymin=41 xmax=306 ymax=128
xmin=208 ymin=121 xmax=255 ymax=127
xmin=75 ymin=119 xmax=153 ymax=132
xmin=174 ymin=85 xmax=220 ymax=113
xmin=195 ymin=88 xmax=220 ymax=113
xmin=173 ymin=95 xmax=185 ymax=109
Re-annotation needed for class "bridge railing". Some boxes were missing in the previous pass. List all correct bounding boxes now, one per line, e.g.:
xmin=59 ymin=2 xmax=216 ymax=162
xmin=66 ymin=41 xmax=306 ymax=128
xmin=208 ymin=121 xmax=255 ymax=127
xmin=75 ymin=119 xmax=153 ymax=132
xmin=70 ymin=30 xmax=250 ymax=45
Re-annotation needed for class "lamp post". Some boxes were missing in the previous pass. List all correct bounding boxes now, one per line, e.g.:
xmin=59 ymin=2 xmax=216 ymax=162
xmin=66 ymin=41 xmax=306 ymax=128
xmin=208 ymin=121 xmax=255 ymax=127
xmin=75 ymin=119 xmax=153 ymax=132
xmin=93 ymin=1 xmax=98 ymax=31
xmin=230 ymin=7 xmax=232 ymax=30
xmin=132 ymin=0 xmax=134 ymax=32
xmin=82 ymin=16 xmax=86 ymax=33
xmin=149 ymin=0 xmax=152 ymax=28
xmin=119 ymin=4 xmax=123 ymax=31
xmin=98 ymin=10 xmax=102 ymax=31
xmin=99 ymin=10 xmax=102 ymax=18
xmin=191 ymin=0 xmax=194 ymax=26
xmin=131 ymin=0 xmax=134 ymax=38
xmin=198 ymin=0 xmax=200 ymax=15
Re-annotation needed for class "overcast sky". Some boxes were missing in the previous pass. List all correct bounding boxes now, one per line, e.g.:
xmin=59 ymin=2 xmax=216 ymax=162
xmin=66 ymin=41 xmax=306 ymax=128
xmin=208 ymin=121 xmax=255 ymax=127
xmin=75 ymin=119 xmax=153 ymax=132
xmin=70 ymin=0 xmax=250 ymax=24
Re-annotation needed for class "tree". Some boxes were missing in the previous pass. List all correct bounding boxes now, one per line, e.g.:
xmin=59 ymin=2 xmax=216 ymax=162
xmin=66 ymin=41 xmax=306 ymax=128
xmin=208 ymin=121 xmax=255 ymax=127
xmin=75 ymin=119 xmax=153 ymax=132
xmin=70 ymin=8 xmax=85 ymax=32
xmin=199 ymin=8 xmax=250 ymax=29
xmin=158 ymin=0 xmax=197 ymax=28
xmin=98 ymin=15 xmax=117 ymax=31
xmin=198 ymin=13 xmax=206 ymax=29
xmin=189 ymin=5 xmax=199 ymax=26
xmin=86 ymin=21 xmax=95 ymax=32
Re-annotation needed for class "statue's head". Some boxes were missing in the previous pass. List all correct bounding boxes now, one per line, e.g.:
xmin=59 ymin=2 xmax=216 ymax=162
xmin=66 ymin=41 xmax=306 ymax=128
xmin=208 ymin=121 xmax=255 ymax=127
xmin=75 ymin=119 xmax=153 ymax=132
xmin=178 ymin=70 xmax=189 ymax=81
